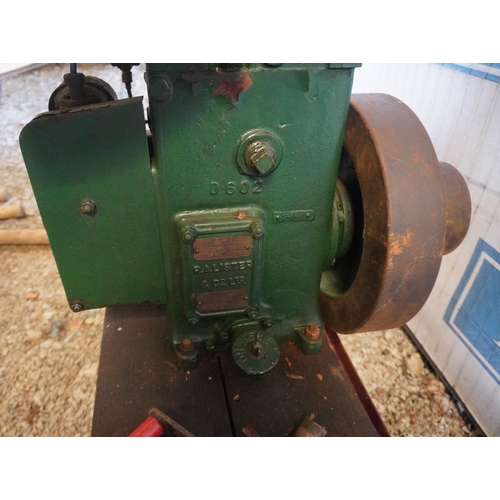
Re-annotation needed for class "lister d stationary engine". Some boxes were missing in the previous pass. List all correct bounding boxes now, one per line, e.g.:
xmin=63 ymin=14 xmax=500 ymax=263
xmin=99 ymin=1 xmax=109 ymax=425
xmin=19 ymin=63 xmax=471 ymax=375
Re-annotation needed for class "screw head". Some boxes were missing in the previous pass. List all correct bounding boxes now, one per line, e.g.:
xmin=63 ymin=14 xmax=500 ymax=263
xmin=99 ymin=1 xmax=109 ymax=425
xmin=245 ymin=140 xmax=276 ymax=175
xmin=80 ymin=200 xmax=96 ymax=215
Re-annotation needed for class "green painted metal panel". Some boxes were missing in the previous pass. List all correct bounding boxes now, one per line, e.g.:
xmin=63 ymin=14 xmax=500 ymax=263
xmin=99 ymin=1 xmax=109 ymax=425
xmin=19 ymin=97 xmax=166 ymax=309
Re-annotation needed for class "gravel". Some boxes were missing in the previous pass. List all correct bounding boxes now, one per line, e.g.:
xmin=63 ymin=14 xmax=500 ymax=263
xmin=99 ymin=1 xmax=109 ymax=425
xmin=0 ymin=64 xmax=473 ymax=436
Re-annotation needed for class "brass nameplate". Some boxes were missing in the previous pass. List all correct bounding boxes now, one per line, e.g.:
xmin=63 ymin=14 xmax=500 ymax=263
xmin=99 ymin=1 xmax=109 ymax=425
xmin=196 ymin=289 xmax=249 ymax=312
xmin=193 ymin=235 xmax=252 ymax=261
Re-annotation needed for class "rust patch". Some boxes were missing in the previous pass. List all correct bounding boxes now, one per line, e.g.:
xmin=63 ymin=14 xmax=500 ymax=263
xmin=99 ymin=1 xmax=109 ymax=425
xmin=196 ymin=288 xmax=249 ymax=312
xmin=213 ymin=72 xmax=253 ymax=103
xmin=390 ymin=229 xmax=414 ymax=257
xmin=182 ymin=71 xmax=253 ymax=103
xmin=193 ymin=235 xmax=252 ymax=261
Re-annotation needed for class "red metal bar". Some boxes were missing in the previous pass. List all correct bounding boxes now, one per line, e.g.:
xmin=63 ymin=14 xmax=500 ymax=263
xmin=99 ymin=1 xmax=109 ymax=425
xmin=325 ymin=327 xmax=390 ymax=437
xmin=128 ymin=416 xmax=163 ymax=437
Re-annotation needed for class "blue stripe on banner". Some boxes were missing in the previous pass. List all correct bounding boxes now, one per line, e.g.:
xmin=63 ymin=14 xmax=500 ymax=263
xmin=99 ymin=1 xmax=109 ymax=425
xmin=438 ymin=63 xmax=500 ymax=83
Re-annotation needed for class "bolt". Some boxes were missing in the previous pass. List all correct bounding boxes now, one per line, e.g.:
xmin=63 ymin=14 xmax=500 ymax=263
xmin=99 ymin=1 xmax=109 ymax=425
xmin=305 ymin=323 xmax=321 ymax=341
xmin=219 ymin=331 xmax=230 ymax=343
xmin=187 ymin=314 xmax=198 ymax=325
xmin=247 ymin=308 xmax=258 ymax=319
xmin=80 ymin=200 xmax=96 ymax=215
xmin=262 ymin=318 xmax=273 ymax=329
xmin=182 ymin=228 xmax=194 ymax=242
xmin=251 ymin=341 xmax=264 ymax=358
xmin=205 ymin=340 xmax=215 ymax=353
xmin=147 ymin=74 xmax=173 ymax=102
xmin=245 ymin=140 xmax=277 ymax=175
xmin=70 ymin=301 xmax=84 ymax=313
xmin=250 ymin=332 xmax=265 ymax=358
xmin=181 ymin=338 xmax=193 ymax=351
xmin=250 ymin=221 xmax=265 ymax=238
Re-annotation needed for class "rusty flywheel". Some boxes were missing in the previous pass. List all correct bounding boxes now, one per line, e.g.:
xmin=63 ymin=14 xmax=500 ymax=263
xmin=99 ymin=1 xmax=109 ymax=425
xmin=320 ymin=93 xmax=471 ymax=334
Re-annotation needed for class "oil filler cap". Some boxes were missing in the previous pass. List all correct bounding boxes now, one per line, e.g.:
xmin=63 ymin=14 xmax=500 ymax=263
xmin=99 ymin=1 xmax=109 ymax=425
xmin=232 ymin=331 xmax=280 ymax=375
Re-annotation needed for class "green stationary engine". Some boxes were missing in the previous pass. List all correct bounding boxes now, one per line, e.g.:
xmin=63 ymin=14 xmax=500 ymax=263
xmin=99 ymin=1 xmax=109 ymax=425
xmin=19 ymin=63 xmax=471 ymax=374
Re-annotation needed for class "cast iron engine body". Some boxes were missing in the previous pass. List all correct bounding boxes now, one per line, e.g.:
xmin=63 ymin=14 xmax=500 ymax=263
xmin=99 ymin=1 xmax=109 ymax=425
xmin=19 ymin=63 xmax=471 ymax=375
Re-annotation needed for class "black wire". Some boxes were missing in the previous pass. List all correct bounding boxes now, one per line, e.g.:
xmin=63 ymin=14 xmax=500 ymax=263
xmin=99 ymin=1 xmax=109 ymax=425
xmin=70 ymin=63 xmax=77 ymax=74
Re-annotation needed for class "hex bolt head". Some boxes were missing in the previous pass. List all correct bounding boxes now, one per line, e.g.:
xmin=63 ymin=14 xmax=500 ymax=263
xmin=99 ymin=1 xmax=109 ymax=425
xmin=187 ymin=314 xmax=198 ymax=325
xmin=70 ymin=302 xmax=84 ymax=313
xmin=305 ymin=323 xmax=321 ymax=341
xmin=80 ymin=200 xmax=96 ymax=215
xmin=245 ymin=140 xmax=277 ymax=175
xmin=219 ymin=331 xmax=230 ymax=343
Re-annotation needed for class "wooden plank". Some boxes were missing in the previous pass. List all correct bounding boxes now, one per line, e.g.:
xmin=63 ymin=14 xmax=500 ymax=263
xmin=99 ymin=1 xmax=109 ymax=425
xmin=219 ymin=340 xmax=381 ymax=437
xmin=92 ymin=305 xmax=381 ymax=437
xmin=91 ymin=304 xmax=233 ymax=437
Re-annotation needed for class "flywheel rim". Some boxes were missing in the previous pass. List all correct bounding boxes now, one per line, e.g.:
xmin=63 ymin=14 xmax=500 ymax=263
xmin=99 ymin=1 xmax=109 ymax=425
xmin=320 ymin=93 xmax=447 ymax=334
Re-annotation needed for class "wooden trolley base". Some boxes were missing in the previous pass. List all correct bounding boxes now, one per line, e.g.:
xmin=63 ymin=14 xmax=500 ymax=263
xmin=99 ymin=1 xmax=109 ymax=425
xmin=91 ymin=305 xmax=387 ymax=437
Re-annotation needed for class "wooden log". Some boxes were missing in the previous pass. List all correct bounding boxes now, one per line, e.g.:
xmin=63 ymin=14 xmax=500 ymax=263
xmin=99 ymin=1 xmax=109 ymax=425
xmin=0 ymin=203 xmax=24 ymax=220
xmin=0 ymin=230 xmax=49 ymax=245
